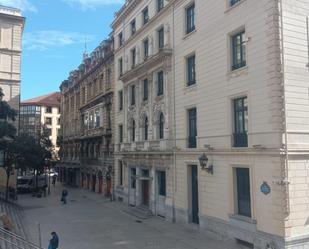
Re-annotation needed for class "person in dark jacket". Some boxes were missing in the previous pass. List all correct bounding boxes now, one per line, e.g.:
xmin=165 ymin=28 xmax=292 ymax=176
xmin=48 ymin=231 xmax=59 ymax=249
xmin=61 ymin=189 xmax=68 ymax=204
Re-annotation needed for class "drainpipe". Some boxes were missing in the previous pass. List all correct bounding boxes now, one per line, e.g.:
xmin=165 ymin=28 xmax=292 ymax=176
xmin=172 ymin=1 xmax=176 ymax=223
xmin=279 ymin=0 xmax=290 ymax=216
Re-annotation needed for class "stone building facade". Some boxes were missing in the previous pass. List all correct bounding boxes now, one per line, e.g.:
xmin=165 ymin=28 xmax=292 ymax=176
xmin=0 ymin=6 xmax=25 ymax=128
xmin=59 ymin=39 xmax=114 ymax=196
xmin=113 ymin=0 xmax=175 ymax=219
xmin=112 ymin=0 xmax=309 ymax=248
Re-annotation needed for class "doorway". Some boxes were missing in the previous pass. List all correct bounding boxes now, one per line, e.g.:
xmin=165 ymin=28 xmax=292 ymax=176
xmin=190 ymin=165 xmax=199 ymax=224
xmin=141 ymin=169 xmax=150 ymax=207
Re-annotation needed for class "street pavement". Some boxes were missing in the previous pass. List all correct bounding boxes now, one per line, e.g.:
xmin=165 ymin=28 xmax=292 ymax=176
xmin=17 ymin=183 xmax=239 ymax=249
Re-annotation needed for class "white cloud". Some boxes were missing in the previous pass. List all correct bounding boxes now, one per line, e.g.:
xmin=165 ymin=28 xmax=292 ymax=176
xmin=23 ymin=30 xmax=95 ymax=51
xmin=62 ymin=0 xmax=124 ymax=10
xmin=0 ymin=0 xmax=37 ymax=12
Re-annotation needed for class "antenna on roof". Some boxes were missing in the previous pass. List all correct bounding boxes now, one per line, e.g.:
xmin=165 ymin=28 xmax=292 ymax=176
xmin=83 ymin=36 xmax=89 ymax=60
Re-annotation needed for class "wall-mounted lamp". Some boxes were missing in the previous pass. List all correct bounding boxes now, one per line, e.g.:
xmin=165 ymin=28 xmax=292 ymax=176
xmin=198 ymin=153 xmax=213 ymax=175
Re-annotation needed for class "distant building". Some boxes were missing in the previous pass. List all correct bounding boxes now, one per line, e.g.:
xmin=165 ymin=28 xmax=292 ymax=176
xmin=20 ymin=92 xmax=61 ymax=157
xmin=0 ymin=5 xmax=25 ymax=128
xmin=58 ymin=39 xmax=114 ymax=194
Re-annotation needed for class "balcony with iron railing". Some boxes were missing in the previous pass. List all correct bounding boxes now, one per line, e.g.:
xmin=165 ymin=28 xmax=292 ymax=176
xmin=233 ymin=132 xmax=248 ymax=147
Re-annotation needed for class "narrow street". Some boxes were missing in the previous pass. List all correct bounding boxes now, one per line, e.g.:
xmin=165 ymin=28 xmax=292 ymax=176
xmin=17 ymin=183 xmax=237 ymax=249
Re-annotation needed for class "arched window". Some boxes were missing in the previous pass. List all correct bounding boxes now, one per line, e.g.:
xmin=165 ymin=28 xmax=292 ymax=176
xmin=132 ymin=120 xmax=136 ymax=142
xmin=144 ymin=117 xmax=148 ymax=141
xmin=159 ymin=113 xmax=164 ymax=139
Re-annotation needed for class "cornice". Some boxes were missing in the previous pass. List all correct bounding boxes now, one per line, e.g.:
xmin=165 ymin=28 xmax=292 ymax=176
xmin=114 ymin=1 xmax=174 ymax=51
xmin=112 ymin=0 xmax=142 ymax=29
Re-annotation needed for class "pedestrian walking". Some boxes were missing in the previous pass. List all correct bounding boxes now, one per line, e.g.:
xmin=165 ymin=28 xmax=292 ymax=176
xmin=61 ymin=189 xmax=68 ymax=204
xmin=52 ymin=175 xmax=57 ymax=186
xmin=48 ymin=231 xmax=59 ymax=249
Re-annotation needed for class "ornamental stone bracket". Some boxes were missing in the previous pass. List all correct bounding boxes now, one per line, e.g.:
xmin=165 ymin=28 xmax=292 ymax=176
xmin=119 ymin=48 xmax=172 ymax=83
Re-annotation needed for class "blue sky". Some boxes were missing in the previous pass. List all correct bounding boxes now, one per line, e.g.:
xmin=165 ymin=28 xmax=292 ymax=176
xmin=0 ymin=0 xmax=124 ymax=100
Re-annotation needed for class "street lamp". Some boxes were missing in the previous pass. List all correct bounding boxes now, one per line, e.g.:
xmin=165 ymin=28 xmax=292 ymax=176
xmin=198 ymin=153 xmax=214 ymax=175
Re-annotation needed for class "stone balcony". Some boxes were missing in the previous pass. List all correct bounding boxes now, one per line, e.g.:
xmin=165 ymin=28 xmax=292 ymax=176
xmin=119 ymin=48 xmax=172 ymax=82
xmin=118 ymin=139 xmax=173 ymax=153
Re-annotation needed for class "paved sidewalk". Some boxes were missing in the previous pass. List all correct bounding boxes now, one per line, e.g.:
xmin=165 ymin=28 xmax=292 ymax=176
xmin=17 ymin=184 xmax=238 ymax=249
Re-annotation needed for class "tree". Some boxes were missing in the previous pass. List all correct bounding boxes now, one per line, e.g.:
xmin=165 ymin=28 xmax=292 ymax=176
xmin=0 ymin=88 xmax=18 ymax=201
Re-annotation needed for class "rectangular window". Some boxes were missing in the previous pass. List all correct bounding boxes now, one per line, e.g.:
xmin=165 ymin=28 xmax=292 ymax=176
xmin=46 ymin=106 xmax=52 ymax=113
xmin=119 ymin=90 xmax=123 ymax=111
xmin=157 ymin=0 xmax=164 ymax=12
xmin=119 ymin=125 xmax=123 ymax=143
xmin=230 ymin=0 xmax=241 ymax=7
xmin=95 ymin=109 xmax=100 ymax=128
xmin=107 ymin=68 xmax=111 ymax=87
xmin=157 ymin=171 xmax=166 ymax=196
xmin=188 ymin=108 xmax=197 ymax=148
xmin=119 ymin=161 xmax=123 ymax=186
xmin=186 ymin=4 xmax=195 ymax=34
xmin=131 ymin=168 xmax=136 ymax=189
xmin=131 ymin=48 xmax=136 ymax=68
xmin=235 ymin=168 xmax=251 ymax=217
xmin=119 ymin=58 xmax=123 ymax=76
xmin=233 ymin=97 xmax=248 ymax=147
xmin=157 ymin=71 xmax=164 ymax=96
xmin=143 ymin=38 xmax=149 ymax=59
xmin=231 ymin=30 xmax=246 ymax=70
xmin=158 ymin=27 xmax=164 ymax=49
xmin=187 ymin=54 xmax=196 ymax=86
xmin=131 ymin=85 xmax=136 ymax=106
xmin=57 ymin=118 xmax=60 ymax=125
xmin=143 ymin=7 xmax=149 ymax=25
xmin=143 ymin=79 xmax=148 ymax=101
xmin=118 ymin=32 xmax=123 ymax=47
xmin=131 ymin=19 xmax=136 ymax=36
xmin=45 ymin=117 xmax=52 ymax=125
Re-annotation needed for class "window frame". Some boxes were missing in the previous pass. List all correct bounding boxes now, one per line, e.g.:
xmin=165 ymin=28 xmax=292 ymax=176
xmin=233 ymin=96 xmax=248 ymax=147
xmin=157 ymin=71 xmax=164 ymax=96
xmin=144 ymin=117 xmax=149 ymax=141
xmin=143 ymin=7 xmax=149 ymax=25
xmin=157 ymin=171 xmax=166 ymax=196
xmin=118 ymin=57 xmax=123 ymax=77
xmin=119 ymin=124 xmax=123 ymax=143
xmin=157 ymin=0 xmax=164 ymax=13
xmin=118 ymin=90 xmax=123 ymax=111
xmin=186 ymin=54 xmax=196 ymax=86
xmin=159 ymin=112 xmax=164 ymax=139
xmin=118 ymin=32 xmax=123 ymax=48
xmin=231 ymin=30 xmax=246 ymax=71
xmin=143 ymin=78 xmax=149 ymax=101
xmin=158 ymin=27 xmax=164 ymax=50
xmin=186 ymin=3 xmax=195 ymax=34
xmin=131 ymin=47 xmax=136 ymax=68
xmin=143 ymin=38 xmax=149 ymax=59
xmin=131 ymin=19 xmax=136 ymax=36
xmin=188 ymin=107 xmax=197 ymax=148
xmin=131 ymin=85 xmax=136 ymax=106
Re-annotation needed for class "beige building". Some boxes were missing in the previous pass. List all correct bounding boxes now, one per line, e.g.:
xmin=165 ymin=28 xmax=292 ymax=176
xmin=113 ymin=0 xmax=309 ymax=248
xmin=59 ymin=39 xmax=114 ymax=195
xmin=113 ymin=0 xmax=175 ymax=219
xmin=20 ymin=92 xmax=61 ymax=157
xmin=0 ymin=5 xmax=25 ymax=126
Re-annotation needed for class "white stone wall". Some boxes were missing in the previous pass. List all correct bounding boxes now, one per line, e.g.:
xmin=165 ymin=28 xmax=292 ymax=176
xmin=281 ymin=0 xmax=309 ymax=240
xmin=0 ymin=9 xmax=24 ymax=125
xmin=173 ymin=0 xmax=286 ymax=239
